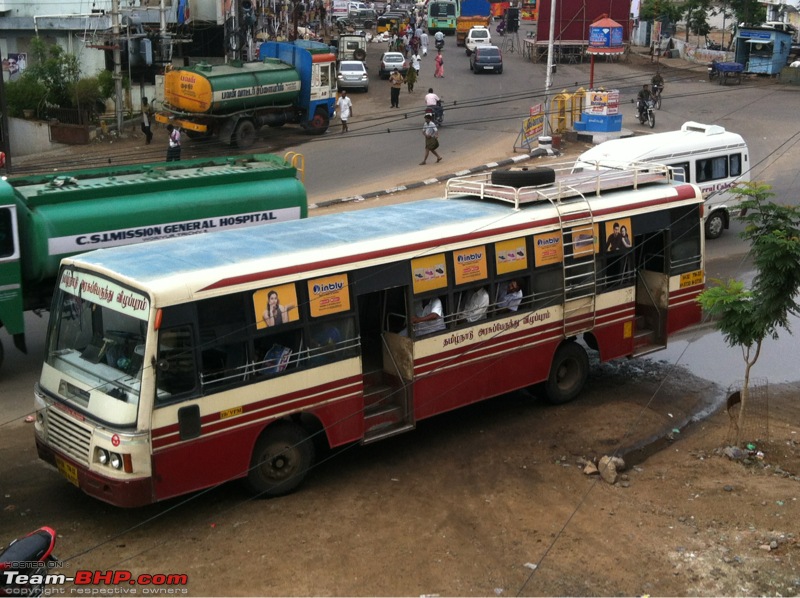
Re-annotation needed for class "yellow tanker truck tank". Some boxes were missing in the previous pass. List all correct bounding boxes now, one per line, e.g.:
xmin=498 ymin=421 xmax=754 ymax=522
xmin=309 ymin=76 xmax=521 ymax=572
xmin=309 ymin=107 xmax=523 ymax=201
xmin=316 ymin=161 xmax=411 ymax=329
xmin=164 ymin=60 xmax=302 ymax=114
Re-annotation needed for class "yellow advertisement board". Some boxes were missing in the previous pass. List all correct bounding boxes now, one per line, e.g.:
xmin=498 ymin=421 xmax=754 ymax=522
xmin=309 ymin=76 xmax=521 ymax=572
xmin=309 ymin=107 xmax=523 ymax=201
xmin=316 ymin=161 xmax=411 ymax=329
xmin=495 ymin=238 xmax=529 ymax=274
xmin=534 ymin=231 xmax=563 ymax=266
xmin=412 ymin=254 xmax=448 ymax=294
xmin=253 ymin=283 xmax=299 ymax=329
xmin=308 ymin=274 xmax=351 ymax=317
xmin=573 ymin=224 xmax=600 ymax=257
xmin=453 ymin=245 xmax=488 ymax=285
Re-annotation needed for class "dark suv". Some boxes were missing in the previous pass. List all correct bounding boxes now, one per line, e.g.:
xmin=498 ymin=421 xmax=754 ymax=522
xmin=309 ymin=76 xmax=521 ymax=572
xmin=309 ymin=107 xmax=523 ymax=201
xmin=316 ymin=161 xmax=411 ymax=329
xmin=469 ymin=45 xmax=503 ymax=74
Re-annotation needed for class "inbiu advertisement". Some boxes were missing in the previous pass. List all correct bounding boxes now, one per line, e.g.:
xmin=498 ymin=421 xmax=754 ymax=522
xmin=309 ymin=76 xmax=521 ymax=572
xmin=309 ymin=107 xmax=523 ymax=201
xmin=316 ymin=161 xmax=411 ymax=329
xmin=308 ymin=274 xmax=350 ymax=317
xmin=453 ymin=246 xmax=487 ymax=285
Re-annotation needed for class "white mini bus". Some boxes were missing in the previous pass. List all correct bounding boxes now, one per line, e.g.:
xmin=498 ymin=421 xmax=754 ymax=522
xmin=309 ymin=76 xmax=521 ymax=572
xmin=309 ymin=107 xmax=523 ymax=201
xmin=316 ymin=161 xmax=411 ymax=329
xmin=574 ymin=122 xmax=750 ymax=239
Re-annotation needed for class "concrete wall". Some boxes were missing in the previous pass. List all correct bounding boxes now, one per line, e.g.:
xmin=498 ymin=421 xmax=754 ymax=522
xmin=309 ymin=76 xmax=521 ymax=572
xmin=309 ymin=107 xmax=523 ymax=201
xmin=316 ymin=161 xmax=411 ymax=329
xmin=6 ymin=117 xmax=68 ymax=157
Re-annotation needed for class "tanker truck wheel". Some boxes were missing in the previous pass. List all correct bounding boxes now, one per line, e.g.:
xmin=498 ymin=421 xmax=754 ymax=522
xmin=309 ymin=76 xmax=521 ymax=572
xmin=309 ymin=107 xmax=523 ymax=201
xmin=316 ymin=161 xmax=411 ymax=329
xmin=304 ymin=107 xmax=330 ymax=135
xmin=234 ymin=120 xmax=257 ymax=149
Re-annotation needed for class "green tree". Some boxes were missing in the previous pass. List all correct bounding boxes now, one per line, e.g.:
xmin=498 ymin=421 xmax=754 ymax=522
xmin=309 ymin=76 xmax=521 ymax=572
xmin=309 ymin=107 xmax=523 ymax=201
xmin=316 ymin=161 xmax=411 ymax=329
xmin=4 ymin=75 xmax=48 ymax=117
xmin=684 ymin=0 xmax=712 ymax=42
xmin=25 ymin=37 xmax=80 ymax=107
xmin=697 ymin=182 xmax=800 ymax=445
xmin=727 ymin=0 xmax=766 ymax=26
xmin=639 ymin=0 xmax=685 ymax=27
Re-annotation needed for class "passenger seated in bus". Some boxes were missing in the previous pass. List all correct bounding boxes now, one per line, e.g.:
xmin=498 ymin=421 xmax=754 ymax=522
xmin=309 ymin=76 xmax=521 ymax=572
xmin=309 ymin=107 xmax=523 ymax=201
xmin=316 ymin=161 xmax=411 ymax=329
xmin=406 ymin=297 xmax=446 ymax=336
xmin=496 ymin=279 xmax=523 ymax=312
xmin=462 ymin=287 xmax=489 ymax=322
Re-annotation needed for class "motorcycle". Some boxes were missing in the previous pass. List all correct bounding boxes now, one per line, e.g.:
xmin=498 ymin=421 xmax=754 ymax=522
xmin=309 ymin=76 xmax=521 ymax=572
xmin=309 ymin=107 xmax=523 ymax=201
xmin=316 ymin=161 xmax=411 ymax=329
xmin=425 ymin=99 xmax=444 ymax=126
xmin=651 ymin=83 xmax=663 ymax=110
xmin=637 ymin=98 xmax=655 ymax=128
xmin=0 ymin=527 xmax=57 ymax=597
xmin=434 ymin=36 xmax=444 ymax=51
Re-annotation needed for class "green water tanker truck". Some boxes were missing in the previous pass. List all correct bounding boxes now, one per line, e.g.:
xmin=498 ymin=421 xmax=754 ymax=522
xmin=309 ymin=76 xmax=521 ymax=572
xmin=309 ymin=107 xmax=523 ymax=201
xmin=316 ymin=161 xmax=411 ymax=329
xmin=156 ymin=41 xmax=338 ymax=149
xmin=0 ymin=154 xmax=307 ymax=372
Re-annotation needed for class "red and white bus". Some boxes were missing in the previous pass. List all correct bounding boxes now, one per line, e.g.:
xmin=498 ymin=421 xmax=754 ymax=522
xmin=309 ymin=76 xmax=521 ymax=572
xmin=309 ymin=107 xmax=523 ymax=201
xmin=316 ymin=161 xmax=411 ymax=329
xmin=34 ymin=162 xmax=705 ymax=507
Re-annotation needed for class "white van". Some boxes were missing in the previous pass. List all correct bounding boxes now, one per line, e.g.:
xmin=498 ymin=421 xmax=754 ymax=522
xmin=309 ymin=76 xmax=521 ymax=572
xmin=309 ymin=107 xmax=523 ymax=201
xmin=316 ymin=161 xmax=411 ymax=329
xmin=573 ymin=122 xmax=750 ymax=239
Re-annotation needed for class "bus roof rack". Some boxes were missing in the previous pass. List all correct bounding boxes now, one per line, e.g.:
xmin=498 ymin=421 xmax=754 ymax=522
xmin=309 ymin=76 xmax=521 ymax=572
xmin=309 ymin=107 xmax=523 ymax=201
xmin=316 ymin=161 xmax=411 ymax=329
xmin=445 ymin=160 xmax=675 ymax=210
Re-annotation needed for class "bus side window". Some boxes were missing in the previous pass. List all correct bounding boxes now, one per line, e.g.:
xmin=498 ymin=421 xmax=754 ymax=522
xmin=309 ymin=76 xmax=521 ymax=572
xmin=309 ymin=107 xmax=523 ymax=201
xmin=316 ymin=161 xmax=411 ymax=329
xmin=156 ymin=326 xmax=198 ymax=399
xmin=410 ymin=296 xmax=447 ymax=336
xmin=196 ymin=294 xmax=250 ymax=389
xmin=307 ymin=317 xmax=358 ymax=366
xmin=253 ymin=330 xmax=303 ymax=376
xmin=670 ymin=162 xmax=690 ymax=183
xmin=456 ymin=286 xmax=489 ymax=323
xmin=696 ymin=156 xmax=728 ymax=183
xmin=730 ymin=153 xmax=742 ymax=177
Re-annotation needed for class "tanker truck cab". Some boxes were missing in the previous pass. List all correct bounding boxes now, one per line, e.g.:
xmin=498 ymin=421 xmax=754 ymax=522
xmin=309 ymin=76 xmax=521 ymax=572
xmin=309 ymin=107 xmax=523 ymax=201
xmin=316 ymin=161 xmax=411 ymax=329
xmin=0 ymin=197 xmax=25 ymax=363
xmin=573 ymin=122 xmax=750 ymax=239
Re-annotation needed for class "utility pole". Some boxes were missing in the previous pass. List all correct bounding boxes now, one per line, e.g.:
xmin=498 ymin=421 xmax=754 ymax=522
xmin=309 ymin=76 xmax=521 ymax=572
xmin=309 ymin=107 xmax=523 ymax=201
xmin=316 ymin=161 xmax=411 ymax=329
xmin=112 ymin=0 xmax=124 ymax=133
xmin=543 ymin=0 xmax=556 ymax=135
xmin=0 ymin=49 xmax=12 ymax=174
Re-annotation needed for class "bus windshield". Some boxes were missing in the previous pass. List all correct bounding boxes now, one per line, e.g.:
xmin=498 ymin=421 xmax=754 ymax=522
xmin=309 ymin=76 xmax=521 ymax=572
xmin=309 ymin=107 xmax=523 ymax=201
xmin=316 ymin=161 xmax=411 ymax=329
xmin=44 ymin=269 xmax=150 ymax=426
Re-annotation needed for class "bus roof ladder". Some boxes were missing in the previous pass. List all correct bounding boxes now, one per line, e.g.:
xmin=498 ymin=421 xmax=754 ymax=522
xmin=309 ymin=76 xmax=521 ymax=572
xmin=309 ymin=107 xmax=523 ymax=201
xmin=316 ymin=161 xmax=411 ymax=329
xmin=548 ymin=190 xmax=597 ymax=338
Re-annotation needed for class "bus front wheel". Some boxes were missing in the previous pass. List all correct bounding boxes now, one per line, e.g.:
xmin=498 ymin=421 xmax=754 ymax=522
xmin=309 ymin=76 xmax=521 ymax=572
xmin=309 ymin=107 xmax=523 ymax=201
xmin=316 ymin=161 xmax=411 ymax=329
xmin=705 ymin=211 xmax=726 ymax=240
xmin=246 ymin=422 xmax=315 ymax=497
xmin=544 ymin=342 xmax=588 ymax=405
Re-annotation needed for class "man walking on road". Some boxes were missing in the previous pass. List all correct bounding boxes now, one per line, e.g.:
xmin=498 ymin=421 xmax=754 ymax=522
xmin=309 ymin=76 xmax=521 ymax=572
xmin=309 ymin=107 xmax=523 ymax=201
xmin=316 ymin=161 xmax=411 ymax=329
xmin=337 ymin=90 xmax=353 ymax=133
xmin=420 ymin=114 xmax=442 ymax=165
xmin=389 ymin=68 xmax=404 ymax=108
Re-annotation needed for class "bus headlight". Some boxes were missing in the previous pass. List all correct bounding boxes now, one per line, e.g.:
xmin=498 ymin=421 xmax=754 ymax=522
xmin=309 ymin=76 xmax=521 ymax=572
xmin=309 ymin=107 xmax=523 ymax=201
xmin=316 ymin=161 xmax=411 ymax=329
xmin=97 ymin=448 xmax=110 ymax=465
xmin=110 ymin=453 xmax=123 ymax=470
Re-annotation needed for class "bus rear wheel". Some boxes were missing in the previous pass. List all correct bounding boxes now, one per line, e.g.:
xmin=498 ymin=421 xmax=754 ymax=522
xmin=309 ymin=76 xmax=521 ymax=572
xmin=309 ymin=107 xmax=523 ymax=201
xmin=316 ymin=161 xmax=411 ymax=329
xmin=544 ymin=342 xmax=588 ymax=405
xmin=246 ymin=422 xmax=315 ymax=497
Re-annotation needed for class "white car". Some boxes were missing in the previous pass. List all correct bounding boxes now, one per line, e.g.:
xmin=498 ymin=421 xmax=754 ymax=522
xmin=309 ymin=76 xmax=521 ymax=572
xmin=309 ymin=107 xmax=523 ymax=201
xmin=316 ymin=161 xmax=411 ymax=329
xmin=337 ymin=60 xmax=369 ymax=92
xmin=465 ymin=26 xmax=492 ymax=55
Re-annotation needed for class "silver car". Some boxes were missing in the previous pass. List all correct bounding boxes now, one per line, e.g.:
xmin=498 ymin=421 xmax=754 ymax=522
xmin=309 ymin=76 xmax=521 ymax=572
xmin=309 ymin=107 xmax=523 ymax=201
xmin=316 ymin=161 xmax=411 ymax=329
xmin=337 ymin=60 xmax=370 ymax=92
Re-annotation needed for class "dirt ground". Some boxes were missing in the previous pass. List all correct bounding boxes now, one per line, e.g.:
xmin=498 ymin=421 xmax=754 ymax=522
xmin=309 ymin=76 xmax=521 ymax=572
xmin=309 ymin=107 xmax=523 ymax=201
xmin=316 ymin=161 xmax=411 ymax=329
xmin=2 ymin=355 xmax=799 ymax=597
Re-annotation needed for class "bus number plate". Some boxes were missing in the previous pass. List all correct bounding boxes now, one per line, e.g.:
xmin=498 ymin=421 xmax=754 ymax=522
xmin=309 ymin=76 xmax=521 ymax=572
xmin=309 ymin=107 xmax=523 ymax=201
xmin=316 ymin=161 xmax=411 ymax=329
xmin=680 ymin=270 xmax=704 ymax=288
xmin=56 ymin=456 xmax=79 ymax=487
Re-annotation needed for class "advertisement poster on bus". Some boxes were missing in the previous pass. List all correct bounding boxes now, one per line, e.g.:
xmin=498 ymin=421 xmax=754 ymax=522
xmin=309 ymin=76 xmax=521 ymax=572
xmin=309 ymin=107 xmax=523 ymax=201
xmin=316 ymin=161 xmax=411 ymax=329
xmin=412 ymin=254 xmax=448 ymax=294
xmin=534 ymin=231 xmax=563 ymax=266
xmin=604 ymin=218 xmax=633 ymax=252
xmin=453 ymin=246 xmax=488 ymax=285
xmin=495 ymin=238 xmax=529 ymax=274
xmin=253 ymin=283 xmax=300 ymax=329
xmin=307 ymin=274 xmax=351 ymax=317
xmin=573 ymin=224 xmax=600 ymax=257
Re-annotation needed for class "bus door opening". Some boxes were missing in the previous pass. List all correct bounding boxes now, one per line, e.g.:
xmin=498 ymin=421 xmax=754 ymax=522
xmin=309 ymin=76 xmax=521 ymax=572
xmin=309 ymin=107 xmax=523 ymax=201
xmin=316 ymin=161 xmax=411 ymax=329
xmin=355 ymin=275 xmax=414 ymax=443
xmin=633 ymin=230 xmax=669 ymax=355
